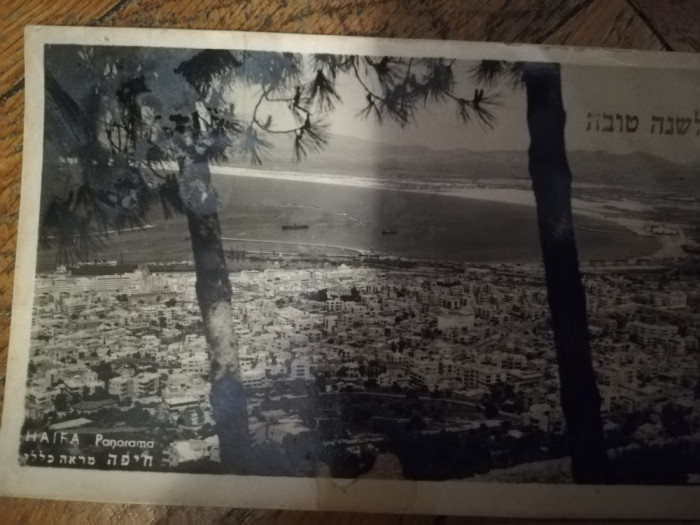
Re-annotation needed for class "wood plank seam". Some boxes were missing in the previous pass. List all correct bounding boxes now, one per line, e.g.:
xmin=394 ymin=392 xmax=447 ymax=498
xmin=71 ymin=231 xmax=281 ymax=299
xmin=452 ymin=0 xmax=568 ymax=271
xmin=626 ymin=0 xmax=673 ymax=50
xmin=94 ymin=0 xmax=133 ymax=24
xmin=538 ymin=0 xmax=595 ymax=44
xmin=0 ymin=79 xmax=23 ymax=107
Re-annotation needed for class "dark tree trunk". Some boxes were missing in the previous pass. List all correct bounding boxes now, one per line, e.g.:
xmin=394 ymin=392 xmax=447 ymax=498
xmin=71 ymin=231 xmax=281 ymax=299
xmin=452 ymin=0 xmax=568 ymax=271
xmin=522 ymin=62 xmax=611 ymax=483
xmin=180 ymin=156 xmax=251 ymax=472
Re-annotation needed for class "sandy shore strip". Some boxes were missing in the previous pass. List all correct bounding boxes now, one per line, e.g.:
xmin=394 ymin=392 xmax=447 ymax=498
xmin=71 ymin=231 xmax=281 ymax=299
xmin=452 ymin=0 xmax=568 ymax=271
xmin=210 ymin=166 xmax=661 ymax=236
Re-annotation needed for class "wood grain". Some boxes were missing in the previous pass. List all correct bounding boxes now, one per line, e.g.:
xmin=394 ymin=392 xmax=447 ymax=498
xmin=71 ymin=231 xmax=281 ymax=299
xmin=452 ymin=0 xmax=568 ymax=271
xmin=0 ymin=0 xmax=698 ymax=522
xmin=629 ymin=0 xmax=700 ymax=52
xmin=544 ymin=0 xmax=665 ymax=50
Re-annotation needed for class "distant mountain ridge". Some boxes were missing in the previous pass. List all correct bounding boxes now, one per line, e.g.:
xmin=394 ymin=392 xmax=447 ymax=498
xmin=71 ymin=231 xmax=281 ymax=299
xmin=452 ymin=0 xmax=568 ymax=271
xmin=224 ymin=134 xmax=698 ymax=192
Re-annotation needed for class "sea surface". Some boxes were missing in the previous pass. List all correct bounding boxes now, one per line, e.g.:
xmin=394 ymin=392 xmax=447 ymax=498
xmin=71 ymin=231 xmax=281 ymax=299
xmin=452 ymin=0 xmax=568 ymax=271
xmin=36 ymin=175 xmax=659 ymax=270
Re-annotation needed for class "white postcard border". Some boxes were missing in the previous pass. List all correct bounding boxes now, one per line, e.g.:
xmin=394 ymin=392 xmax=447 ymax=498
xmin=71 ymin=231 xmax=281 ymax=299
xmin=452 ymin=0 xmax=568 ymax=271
xmin=1 ymin=25 xmax=700 ymax=518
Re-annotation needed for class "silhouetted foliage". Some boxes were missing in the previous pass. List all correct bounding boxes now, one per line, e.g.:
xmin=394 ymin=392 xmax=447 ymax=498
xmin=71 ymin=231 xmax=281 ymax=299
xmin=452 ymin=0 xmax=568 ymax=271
xmin=42 ymin=46 xmax=606 ymax=481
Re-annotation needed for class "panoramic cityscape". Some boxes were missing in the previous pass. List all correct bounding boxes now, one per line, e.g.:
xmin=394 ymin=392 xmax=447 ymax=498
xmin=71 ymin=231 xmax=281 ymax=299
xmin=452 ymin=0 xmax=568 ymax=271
xmin=21 ymin=237 xmax=700 ymax=481
xmin=17 ymin=43 xmax=700 ymax=484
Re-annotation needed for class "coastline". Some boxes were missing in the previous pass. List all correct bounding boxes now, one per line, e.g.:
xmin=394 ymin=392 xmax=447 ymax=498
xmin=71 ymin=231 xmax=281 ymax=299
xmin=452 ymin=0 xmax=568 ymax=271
xmin=35 ymin=166 xmax=666 ymax=271
xmin=211 ymin=166 xmax=667 ymax=239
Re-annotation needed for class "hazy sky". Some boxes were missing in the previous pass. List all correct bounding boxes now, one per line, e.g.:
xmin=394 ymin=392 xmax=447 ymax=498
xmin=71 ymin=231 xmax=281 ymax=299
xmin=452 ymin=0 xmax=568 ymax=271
xmin=290 ymin=61 xmax=700 ymax=166
xmin=47 ymin=45 xmax=700 ymax=167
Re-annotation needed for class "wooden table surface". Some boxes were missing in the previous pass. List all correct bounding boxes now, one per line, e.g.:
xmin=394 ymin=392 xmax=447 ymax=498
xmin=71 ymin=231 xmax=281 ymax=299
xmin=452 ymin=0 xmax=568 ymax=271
xmin=1 ymin=0 xmax=699 ymax=522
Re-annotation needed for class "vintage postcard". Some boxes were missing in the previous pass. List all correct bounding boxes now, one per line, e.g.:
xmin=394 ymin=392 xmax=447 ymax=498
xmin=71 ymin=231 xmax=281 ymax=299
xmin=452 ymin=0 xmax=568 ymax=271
xmin=1 ymin=25 xmax=700 ymax=517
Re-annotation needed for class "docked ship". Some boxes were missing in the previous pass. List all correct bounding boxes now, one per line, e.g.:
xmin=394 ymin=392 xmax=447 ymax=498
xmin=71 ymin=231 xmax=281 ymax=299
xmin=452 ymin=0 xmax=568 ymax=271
xmin=68 ymin=259 xmax=137 ymax=276
xmin=282 ymin=223 xmax=309 ymax=230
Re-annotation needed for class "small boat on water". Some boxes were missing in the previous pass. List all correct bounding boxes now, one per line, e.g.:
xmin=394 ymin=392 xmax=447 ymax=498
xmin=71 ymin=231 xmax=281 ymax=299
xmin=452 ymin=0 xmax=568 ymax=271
xmin=382 ymin=229 xmax=397 ymax=235
xmin=682 ymin=243 xmax=700 ymax=255
xmin=282 ymin=223 xmax=309 ymax=230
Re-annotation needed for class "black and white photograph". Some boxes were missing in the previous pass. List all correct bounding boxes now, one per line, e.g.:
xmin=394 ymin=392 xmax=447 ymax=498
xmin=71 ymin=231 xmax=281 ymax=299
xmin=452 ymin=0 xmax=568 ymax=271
xmin=2 ymin=26 xmax=700 ymax=517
